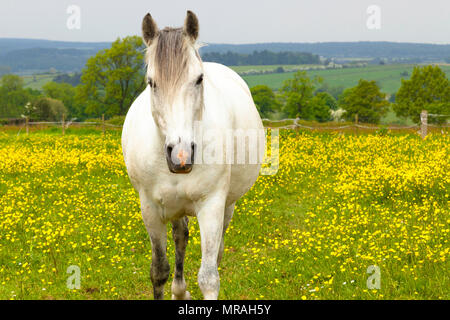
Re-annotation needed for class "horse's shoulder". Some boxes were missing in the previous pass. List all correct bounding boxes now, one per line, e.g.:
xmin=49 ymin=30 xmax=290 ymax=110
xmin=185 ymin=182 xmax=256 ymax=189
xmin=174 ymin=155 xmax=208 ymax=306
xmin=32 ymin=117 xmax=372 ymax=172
xmin=122 ymin=86 xmax=155 ymax=157
xmin=203 ymin=62 xmax=252 ymax=98
xmin=128 ymin=86 xmax=151 ymax=117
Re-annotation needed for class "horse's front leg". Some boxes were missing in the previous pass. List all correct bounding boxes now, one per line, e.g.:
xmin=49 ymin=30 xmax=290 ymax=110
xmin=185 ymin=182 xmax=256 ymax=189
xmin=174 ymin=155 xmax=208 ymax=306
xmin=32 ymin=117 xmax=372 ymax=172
xmin=197 ymin=194 xmax=226 ymax=300
xmin=217 ymin=202 xmax=235 ymax=266
xmin=140 ymin=200 xmax=170 ymax=300
xmin=171 ymin=217 xmax=191 ymax=300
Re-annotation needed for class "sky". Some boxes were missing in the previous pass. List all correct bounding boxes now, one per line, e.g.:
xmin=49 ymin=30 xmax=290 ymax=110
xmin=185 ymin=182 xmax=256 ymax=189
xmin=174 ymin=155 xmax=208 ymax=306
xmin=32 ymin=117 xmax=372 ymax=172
xmin=0 ymin=0 xmax=449 ymax=44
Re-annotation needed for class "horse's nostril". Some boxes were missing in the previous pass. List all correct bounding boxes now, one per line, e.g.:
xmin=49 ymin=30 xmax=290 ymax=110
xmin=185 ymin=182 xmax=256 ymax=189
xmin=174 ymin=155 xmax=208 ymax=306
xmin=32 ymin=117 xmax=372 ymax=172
xmin=165 ymin=142 xmax=195 ymax=173
xmin=166 ymin=144 xmax=174 ymax=159
xmin=191 ymin=142 xmax=196 ymax=163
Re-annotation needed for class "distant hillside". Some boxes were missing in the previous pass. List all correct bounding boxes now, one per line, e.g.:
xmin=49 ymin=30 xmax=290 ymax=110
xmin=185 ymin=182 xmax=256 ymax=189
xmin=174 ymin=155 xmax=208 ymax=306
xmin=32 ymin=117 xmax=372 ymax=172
xmin=0 ymin=38 xmax=110 ymax=55
xmin=201 ymin=50 xmax=320 ymax=66
xmin=0 ymin=47 xmax=102 ymax=73
xmin=0 ymin=38 xmax=449 ymax=74
xmin=0 ymin=38 xmax=110 ymax=74
xmin=201 ymin=42 xmax=450 ymax=60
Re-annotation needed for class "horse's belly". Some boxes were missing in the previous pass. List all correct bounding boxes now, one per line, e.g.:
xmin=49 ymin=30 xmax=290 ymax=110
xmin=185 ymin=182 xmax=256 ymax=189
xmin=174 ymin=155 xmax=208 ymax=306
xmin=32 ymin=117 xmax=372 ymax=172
xmin=227 ymin=163 xmax=261 ymax=206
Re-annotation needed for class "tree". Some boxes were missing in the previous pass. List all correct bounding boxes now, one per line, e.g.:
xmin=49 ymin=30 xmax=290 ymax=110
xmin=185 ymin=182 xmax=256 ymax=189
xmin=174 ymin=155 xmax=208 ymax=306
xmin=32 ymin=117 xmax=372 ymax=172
xmin=338 ymin=79 xmax=389 ymax=124
xmin=388 ymin=93 xmax=396 ymax=103
xmin=250 ymin=85 xmax=280 ymax=118
xmin=316 ymin=83 xmax=344 ymax=100
xmin=0 ymin=74 xmax=32 ymax=118
xmin=393 ymin=65 xmax=450 ymax=124
xmin=53 ymin=72 xmax=82 ymax=86
xmin=43 ymin=82 xmax=78 ymax=117
xmin=1 ymin=74 xmax=23 ymax=92
xmin=76 ymin=36 xmax=146 ymax=117
xmin=0 ymin=66 xmax=11 ymax=77
xmin=34 ymin=97 xmax=67 ymax=121
xmin=280 ymin=71 xmax=322 ymax=118
xmin=309 ymin=94 xmax=331 ymax=122
xmin=315 ymin=91 xmax=337 ymax=110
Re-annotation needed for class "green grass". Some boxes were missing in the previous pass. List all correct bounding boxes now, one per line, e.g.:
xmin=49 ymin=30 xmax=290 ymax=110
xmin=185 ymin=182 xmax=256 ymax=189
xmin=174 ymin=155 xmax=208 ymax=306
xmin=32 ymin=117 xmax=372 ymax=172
xmin=0 ymin=128 xmax=448 ymax=300
xmin=229 ymin=64 xmax=322 ymax=73
xmin=381 ymin=107 xmax=415 ymax=125
xmin=242 ymin=64 xmax=450 ymax=94
xmin=22 ymin=74 xmax=57 ymax=90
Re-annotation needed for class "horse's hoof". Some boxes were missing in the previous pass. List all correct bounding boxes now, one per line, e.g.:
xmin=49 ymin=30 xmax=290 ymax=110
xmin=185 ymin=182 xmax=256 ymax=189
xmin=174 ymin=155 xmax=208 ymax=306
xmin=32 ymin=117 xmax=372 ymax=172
xmin=172 ymin=291 xmax=191 ymax=300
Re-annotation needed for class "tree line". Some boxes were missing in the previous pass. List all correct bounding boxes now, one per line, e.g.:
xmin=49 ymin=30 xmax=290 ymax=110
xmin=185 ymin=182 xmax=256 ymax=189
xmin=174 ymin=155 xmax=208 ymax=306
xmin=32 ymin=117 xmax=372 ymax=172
xmin=0 ymin=36 xmax=448 ymax=125
xmin=201 ymin=50 xmax=320 ymax=66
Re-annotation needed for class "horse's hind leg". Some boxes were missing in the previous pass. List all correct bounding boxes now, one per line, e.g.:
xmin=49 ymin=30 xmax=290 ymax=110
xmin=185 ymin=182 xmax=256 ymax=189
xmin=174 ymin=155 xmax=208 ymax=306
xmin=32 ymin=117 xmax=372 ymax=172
xmin=171 ymin=217 xmax=191 ymax=300
xmin=217 ymin=202 xmax=235 ymax=266
xmin=141 ymin=200 xmax=170 ymax=300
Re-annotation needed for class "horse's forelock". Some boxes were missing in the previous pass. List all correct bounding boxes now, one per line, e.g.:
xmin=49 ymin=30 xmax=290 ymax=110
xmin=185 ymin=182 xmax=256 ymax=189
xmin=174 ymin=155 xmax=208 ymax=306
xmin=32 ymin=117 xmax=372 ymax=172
xmin=146 ymin=27 xmax=199 ymax=97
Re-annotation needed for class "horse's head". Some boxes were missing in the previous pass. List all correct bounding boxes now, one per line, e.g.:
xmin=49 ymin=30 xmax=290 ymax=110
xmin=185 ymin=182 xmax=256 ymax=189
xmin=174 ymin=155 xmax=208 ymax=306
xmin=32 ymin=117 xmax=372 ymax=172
xmin=142 ymin=11 xmax=203 ymax=174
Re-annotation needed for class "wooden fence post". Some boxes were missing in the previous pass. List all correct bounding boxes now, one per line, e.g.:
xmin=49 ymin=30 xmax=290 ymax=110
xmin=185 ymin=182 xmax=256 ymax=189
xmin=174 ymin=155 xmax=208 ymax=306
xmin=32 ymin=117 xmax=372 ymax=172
xmin=420 ymin=110 xmax=427 ymax=139
xmin=25 ymin=116 xmax=29 ymax=135
xmin=355 ymin=113 xmax=358 ymax=135
xmin=62 ymin=114 xmax=65 ymax=135
xmin=102 ymin=114 xmax=105 ymax=136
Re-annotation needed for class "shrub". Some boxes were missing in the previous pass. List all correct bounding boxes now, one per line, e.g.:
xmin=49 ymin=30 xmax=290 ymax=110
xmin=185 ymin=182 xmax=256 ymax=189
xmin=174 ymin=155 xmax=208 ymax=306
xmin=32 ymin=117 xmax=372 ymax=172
xmin=107 ymin=115 xmax=125 ymax=126
xmin=34 ymin=97 xmax=67 ymax=121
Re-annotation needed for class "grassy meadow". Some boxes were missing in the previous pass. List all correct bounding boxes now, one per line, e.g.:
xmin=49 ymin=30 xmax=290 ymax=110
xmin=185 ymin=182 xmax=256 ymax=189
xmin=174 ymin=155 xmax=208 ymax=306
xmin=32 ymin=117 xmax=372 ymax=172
xmin=229 ymin=64 xmax=323 ymax=73
xmin=0 ymin=127 xmax=448 ymax=300
xmin=241 ymin=64 xmax=450 ymax=94
xmin=22 ymin=74 xmax=57 ymax=90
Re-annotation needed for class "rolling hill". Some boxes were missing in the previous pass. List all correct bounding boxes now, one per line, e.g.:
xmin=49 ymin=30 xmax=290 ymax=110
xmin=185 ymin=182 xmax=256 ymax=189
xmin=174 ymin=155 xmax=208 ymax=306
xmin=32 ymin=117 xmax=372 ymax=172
xmin=0 ymin=38 xmax=449 ymax=74
xmin=240 ymin=64 xmax=450 ymax=93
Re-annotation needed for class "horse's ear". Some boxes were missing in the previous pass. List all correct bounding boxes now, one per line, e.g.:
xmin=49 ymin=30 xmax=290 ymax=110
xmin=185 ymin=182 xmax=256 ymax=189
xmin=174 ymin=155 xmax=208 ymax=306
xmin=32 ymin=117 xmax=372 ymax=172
xmin=142 ymin=13 xmax=158 ymax=46
xmin=184 ymin=10 xmax=199 ymax=41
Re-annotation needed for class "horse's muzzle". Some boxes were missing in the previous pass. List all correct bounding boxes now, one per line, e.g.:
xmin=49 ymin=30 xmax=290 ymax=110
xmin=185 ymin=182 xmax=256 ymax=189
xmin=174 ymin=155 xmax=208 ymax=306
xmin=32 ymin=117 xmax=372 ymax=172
xmin=165 ymin=142 xmax=196 ymax=174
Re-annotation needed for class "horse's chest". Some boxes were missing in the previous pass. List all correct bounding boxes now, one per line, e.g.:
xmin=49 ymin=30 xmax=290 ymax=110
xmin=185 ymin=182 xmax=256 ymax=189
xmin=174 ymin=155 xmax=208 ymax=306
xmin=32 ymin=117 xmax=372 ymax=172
xmin=152 ymin=181 xmax=200 ymax=220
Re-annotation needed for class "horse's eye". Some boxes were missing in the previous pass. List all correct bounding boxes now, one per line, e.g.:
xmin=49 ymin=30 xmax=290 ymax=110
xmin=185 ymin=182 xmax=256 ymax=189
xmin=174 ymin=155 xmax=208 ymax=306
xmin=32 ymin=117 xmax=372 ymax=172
xmin=195 ymin=74 xmax=203 ymax=86
xmin=148 ymin=78 xmax=156 ymax=88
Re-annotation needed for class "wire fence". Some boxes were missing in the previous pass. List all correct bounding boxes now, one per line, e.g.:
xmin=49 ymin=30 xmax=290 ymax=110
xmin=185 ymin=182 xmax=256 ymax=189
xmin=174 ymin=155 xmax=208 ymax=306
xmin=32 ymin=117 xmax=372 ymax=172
xmin=26 ymin=121 xmax=122 ymax=128
xmin=263 ymin=111 xmax=450 ymax=138
xmin=263 ymin=118 xmax=449 ymax=130
xmin=5 ymin=110 xmax=450 ymax=138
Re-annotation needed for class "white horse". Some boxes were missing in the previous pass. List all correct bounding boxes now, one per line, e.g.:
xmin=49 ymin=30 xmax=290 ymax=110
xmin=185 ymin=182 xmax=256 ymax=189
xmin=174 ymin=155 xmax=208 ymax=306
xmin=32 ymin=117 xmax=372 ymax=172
xmin=122 ymin=11 xmax=264 ymax=300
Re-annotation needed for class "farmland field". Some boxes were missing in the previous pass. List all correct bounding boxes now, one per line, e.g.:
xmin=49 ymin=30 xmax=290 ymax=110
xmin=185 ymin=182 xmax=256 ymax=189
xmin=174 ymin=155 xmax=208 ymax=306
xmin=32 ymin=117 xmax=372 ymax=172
xmin=22 ymin=74 xmax=56 ymax=90
xmin=229 ymin=64 xmax=323 ymax=73
xmin=242 ymin=64 xmax=450 ymax=93
xmin=0 ymin=128 xmax=448 ymax=299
